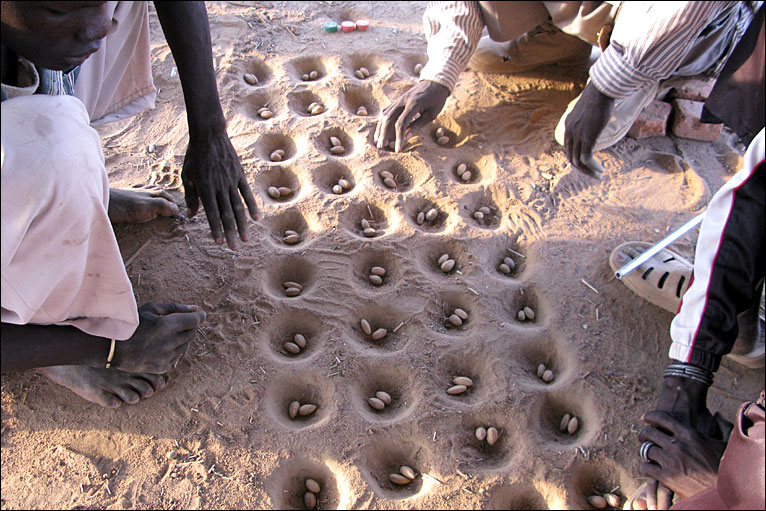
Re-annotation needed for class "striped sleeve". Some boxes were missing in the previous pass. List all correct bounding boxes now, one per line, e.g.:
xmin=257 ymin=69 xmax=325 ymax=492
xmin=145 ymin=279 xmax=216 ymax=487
xmin=418 ymin=1 xmax=485 ymax=93
xmin=590 ymin=1 xmax=735 ymax=99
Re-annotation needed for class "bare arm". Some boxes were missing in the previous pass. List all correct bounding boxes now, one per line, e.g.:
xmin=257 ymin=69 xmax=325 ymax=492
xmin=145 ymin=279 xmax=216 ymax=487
xmin=1 ymin=322 xmax=107 ymax=371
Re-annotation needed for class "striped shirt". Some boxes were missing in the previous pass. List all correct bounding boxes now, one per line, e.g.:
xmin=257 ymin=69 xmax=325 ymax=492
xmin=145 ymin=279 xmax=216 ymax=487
xmin=418 ymin=1 xmax=759 ymax=99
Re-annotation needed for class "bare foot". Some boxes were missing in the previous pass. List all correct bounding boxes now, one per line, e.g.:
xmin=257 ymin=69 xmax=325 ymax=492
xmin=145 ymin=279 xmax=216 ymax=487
xmin=37 ymin=365 xmax=167 ymax=408
xmin=108 ymin=188 xmax=179 ymax=224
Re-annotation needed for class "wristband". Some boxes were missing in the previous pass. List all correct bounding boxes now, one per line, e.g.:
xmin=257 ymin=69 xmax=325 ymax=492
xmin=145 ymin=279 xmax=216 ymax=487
xmin=662 ymin=363 xmax=714 ymax=387
xmin=105 ymin=339 xmax=116 ymax=369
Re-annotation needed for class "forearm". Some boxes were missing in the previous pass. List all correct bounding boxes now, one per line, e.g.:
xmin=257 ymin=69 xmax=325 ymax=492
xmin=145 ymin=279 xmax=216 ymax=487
xmin=1 ymin=322 xmax=108 ymax=371
xmin=154 ymin=1 xmax=225 ymax=136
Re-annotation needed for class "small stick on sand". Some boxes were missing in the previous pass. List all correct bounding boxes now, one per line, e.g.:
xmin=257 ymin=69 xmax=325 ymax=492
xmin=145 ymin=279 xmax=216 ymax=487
xmin=580 ymin=278 xmax=599 ymax=294
xmin=467 ymin=287 xmax=479 ymax=296
xmin=367 ymin=205 xmax=374 ymax=219
xmin=422 ymin=473 xmax=444 ymax=485
xmin=393 ymin=321 xmax=405 ymax=333
xmin=507 ymin=248 xmax=526 ymax=258
xmin=125 ymin=239 xmax=152 ymax=268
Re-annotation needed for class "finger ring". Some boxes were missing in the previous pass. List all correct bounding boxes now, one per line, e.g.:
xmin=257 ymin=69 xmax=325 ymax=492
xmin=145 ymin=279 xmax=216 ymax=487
xmin=640 ymin=441 xmax=656 ymax=462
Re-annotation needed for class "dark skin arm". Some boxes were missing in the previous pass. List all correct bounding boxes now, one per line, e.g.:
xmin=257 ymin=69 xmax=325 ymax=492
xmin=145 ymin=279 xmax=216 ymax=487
xmin=153 ymin=2 xmax=257 ymax=249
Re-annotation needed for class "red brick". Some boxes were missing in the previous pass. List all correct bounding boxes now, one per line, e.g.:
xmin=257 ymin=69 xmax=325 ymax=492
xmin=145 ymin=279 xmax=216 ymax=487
xmin=628 ymin=100 xmax=672 ymax=139
xmin=671 ymin=99 xmax=722 ymax=142
xmin=670 ymin=77 xmax=716 ymax=102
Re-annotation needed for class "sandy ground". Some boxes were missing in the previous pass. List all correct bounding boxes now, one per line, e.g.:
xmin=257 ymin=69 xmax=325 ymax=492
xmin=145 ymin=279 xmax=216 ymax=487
xmin=1 ymin=2 xmax=763 ymax=509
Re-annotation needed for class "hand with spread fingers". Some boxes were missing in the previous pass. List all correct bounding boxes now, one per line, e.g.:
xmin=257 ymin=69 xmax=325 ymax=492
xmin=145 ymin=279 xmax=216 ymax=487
xmin=374 ymin=80 xmax=450 ymax=153
xmin=563 ymin=82 xmax=615 ymax=179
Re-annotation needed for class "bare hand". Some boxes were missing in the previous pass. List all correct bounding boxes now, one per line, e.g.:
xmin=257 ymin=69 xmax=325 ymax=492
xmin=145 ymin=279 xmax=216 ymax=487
xmin=112 ymin=302 xmax=206 ymax=374
xmin=374 ymin=80 xmax=450 ymax=152
xmin=563 ymin=82 xmax=614 ymax=178
xmin=181 ymin=131 xmax=258 ymax=249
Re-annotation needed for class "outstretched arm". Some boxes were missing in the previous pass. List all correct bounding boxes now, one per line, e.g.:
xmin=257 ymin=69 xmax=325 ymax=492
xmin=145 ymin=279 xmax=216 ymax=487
xmin=154 ymin=1 xmax=257 ymax=249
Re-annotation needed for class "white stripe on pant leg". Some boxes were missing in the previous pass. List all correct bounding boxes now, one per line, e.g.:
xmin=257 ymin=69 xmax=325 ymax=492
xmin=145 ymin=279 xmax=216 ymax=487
xmin=669 ymin=128 xmax=765 ymax=363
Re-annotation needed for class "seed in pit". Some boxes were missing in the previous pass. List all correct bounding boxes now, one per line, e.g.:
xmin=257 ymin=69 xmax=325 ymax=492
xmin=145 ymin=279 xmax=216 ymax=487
xmin=448 ymin=314 xmax=463 ymax=327
xmin=603 ymin=493 xmax=621 ymax=508
xmin=389 ymin=473 xmax=410 ymax=485
xmin=440 ymin=259 xmax=456 ymax=273
xmin=301 ymin=73 xmax=310 ymax=81
xmin=425 ymin=208 xmax=438 ymax=221
xmin=523 ymin=306 xmax=535 ymax=320
xmin=304 ymin=492 xmax=316 ymax=509
xmin=498 ymin=263 xmax=511 ymax=274
xmin=357 ymin=106 xmax=368 ymax=116
xmin=370 ymin=266 xmax=386 ymax=276
xmin=413 ymin=63 xmax=423 ymax=75
xmin=284 ymin=229 xmax=298 ymax=236
xmin=478 ymin=206 xmax=491 ymax=215
xmin=455 ymin=163 xmax=467 ymax=175
xmin=270 ymin=151 xmax=283 ymax=162
xmin=436 ymin=136 xmax=450 ymax=145
xmin=338 ymin=178 xmax=351 ymax=189
xmin=452 ymin=376 xmax=473 ymax=387
xmin=473 ymin=211 xmax=484 ymax=221
xmin=363 ymin=227 xmax=377 ymax=237
xmin=361 ymin=218 xmax=371 ymax=229
xmin=305 ymin=478 xmax=321 ymax=494
xmin=517 ymin=310 xmax=526 ymax=321
xmin=542 ymin=369 xmax=554 ymax=383
xmin=438 ymin=253 xmax=450 ymax=265
xmin=360 ymin=319 xmax=372 ymax=335
xmin=283 ymin=281 xmax=303 ymax=291
xmin=376 ymin=391 xmax=392 ymax=405
xmin=329 ymin=136 xmax=342 ymax=147
xmin=380 ymin=170 xmax=394 ymax=180
xmin=285 ymin=287 xmax=302 ymax=297
xmin=278 ymin=186 xmax=292 ymax=197
xmin=371 ymin=328 xmax=387 ymax=341
xmin=383 ymin=177 xmax=397 ymax=189
xmin=454 ymin=309 xmax=469 ymax=324
xmin=567 ymin=416 xmax=579 ymax=435
xmin=359 ymin=67 xmax=370 ymax=78
xmin=435 ymin=127 xmax=445 ymax=138
xmin=399 ymin=466 xmax=416 ymax=480
xmin=503 ymin=257 xmax=516 ymax=269
xmin=309 ymin=70 xmax=318 ymax=80
xmin=354 ymin=70 xmax=365 ymax=79
xmin=536 ymin=364 xmax=546 ymax=378
xmin=259 ymin=109 xmax=273 ymax=119
xmin=460 ymin=171 xmax=472 ymax=182
xmin=447 ymin=384 xmax=467 ymax=395
xmin=332 ymin=184 xmax=343 ymax=194
xmin=284 ymin=342 xmax=301 ymax=354
xmin=368 ymin=397 xmax=385 ymax=410
xmin=475 ymin=427 xmax=487 ymax=441
xmin=283 ymin=234 xmax=300 ymax=244
xmin=243 ymin=73 xmax=258 ymax=85
xmin=289 ymin=400 xmax=300 ymax=419
xmin=268 ymin=186 xmax=281 ymax=199
xmin=299 ymin=403 xmax=317 ymax=416
xmin=294 ymin=334 xmax=307 ymax=348
xmin=586 ymin=495 xmax=607 ymax=509
xmin=486 ymin=427 xmax=499 ymax=446
xmin=330 ymin=145 xmax=345 ymax=155
xmin=309 ymin=104 xmax=323 ymax=115
xmin=559 ymin=413 xmax=571 ymax=432
xmin=369 ymin=274 xmax=383 ymax=285
xmin=416 ymin=211 xmax=425 ymax=224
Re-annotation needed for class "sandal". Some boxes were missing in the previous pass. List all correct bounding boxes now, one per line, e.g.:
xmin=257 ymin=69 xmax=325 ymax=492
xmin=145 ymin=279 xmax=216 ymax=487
xmin=609 ymin=242 xmax=693 ymax=314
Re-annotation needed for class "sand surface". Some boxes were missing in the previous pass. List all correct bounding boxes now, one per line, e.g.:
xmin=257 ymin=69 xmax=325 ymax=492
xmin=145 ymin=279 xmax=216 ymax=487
xmin=2 ymin=2 xmax=763 ymax=509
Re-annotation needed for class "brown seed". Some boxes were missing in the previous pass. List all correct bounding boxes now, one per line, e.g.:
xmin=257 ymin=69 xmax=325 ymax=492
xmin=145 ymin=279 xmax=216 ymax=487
xmin=278 ymin=186 xmax=292 ymax=196
xmin=329 ymin=136 xmax=342 ymax=147
xmin=380 ymin=170 xmax=394 ymax=180
xmin=503 ymin=257 xmax=516 ymax=268
xmin=371 ymin=328 xmax=387 ymax=341
xmin=270 ymin=151 xmax=283 ymax=162
xmin=283 ymin=234 xmax=300 ymax=244
xmin=357 ymin=107 xmax=368 ymax=116
xmin=354 ymin=69 xmax=365 ymax=79
xmin=440 ymin=259 xmax=456 ymax=273
xmin=369 ymin=275 xmax=383 ymax=285
xmin=244 ymin=73 xmax=258 ymax=85
xmin=283 ymin=281 xmax=303 ymax=291
xmin=436 ymin=136 xmax=450 ymax=145
xmin=360 ymin=319 xmax=372 ymax=335
xmin=361 ymin=218 xmax=371 ymax=229
xmin=425 ymin=208 xmax=438 ymax=221
xmin=435 ymin=127 xmax=445 ymax=138
xmin=567 ymin=416 xmax=579 ymax=435
xmin=370 ymin=266 xmax=386 ymax=276
xmin=448 ymin=314 xmax=463 ymax=327
xmin=475 ymin=427 xmax=487 ymax=441
xmin=452 ymin=376 xmax=473 ymax=387
xmin=308 ymin=102 xmax=318 ymax=110
xmin=416 ymin=212 xmax=425 ymax=225
xmin=268 ymin=186 xmax=281 ymax=199
xmin=305 ymin=478 xmax=321 ymax=494
xmin=301 ymin=73 xmax=310 ymax=81
xmin=460 ymin=171 xmax=473 ymax=182
xmin=330 ymin=145 xmax=345 ymax=155
xmin=304 ymin=492 xmax=317 ymax=509
xmin=399 ymin=466 xmax=416 ymax=480
xmin=289 ymin=400 xmax=300 ymax=419
xmin=376 ymin=391 xmax=392 ymax=405
xmin=517 ymin=310 xmax=526 ymax=321
xmin=299 ymin=403 xmax=317 ymax=416
xmin=486 ymin=427 xmax=499 ymax=446
xmin=603 ymin=493 xmax=621 ymax=508
xmin=586 ymin=495 xmax=607 ymax=509
xmin=284 ymin=342 xmax=301 ymax=354
xmin=294 ymin=334 xmax=306 ymax=348
xmin=523 ymin=306 xmax=535 ymax=321
xmin=383 ymin=177 xmax=397 ymax=189
xmin=368 ymin=397 xmax=385 ymax=410
xmin=275 ymin=149 xmax=286 ymax=157
xmin=259 ymin=109 xmax=273 ymax=119
xmin=359 ymin=67 xmax=370 ymax=78
xmin=363 ymin=227 xmax=377 ymax=237
xmin=542 ymin=369 xmax=554 ymax=383
xmin=338 ymin=178 xmax=351 ymax=189
xmin=456 ymin=163 xmax=467 ymax=175
xmin=559 ymin=414 xmax=571 ymax=432
xmin=499 ymin=263 xmax=511 ymax=274
xmin=332 ymin=184 xmax=343 ymax=194
xmin=473 ymin=211 xmax=484 ymax=221
xmin=309 ymin=70 xmax=318 ymax=80
xmin=447 ymin=384 xmax=467 ymax=395
xmin=413 ymin=63 xmax=423 ymax=75
xmin=285 ymin=287 xmax=302 ymax=297
xmin=389 ymin=473 xmax=410 ymax=485
xmin=479 ymin=206 xmax=491 ymax=215
xmin=310 ymin=104 xmax=323 ymax=115
xmin=537 ymin=364 xmax=546 ymax=378
xmin=454 ymin=308 xmax=468 ymax=320
xmin=438 ymin=253 xmax=450 ymax=265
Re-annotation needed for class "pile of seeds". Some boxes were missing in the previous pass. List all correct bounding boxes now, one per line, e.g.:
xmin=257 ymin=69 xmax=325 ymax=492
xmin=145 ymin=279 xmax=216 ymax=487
xmin=244 ymin=72 xmax=258 ymax=85
xmin=416 ymin=207 xmax=439 ymax=225
xmin=360 ymin=218 xmax=377 ymax=237
xmin=413 ymin=63 xmax=423 ymax=75
xmin=367 ymin=390 xmax=392 ymax=410
xmin=536 ymin=363 xmax=555 ymax=383
xmin=356 ymin=105 xmax=368 ymax=116
xmin=257 ymin=106 xmax=273 ymax=119
xmin=437 ymin=253 xmax=456 ymax=273
xmin=473 ymin=206 xmax=492 ymax=222
xmin=379 ymin=170 xmax=398 ymax=190
xmin=270 ymin=149 xmax=287 ymax=162
xmin=268 ymin=186 xmax=293 ymax=200
xmin=447 ymin=308 xmax=469 ymax=327
xmin=517 ymin=306 xmax=536 ymax=322
xmin=587 ymin=492 xmax=621 ymax=509
xmin=454 ymin=163 xmax=472 ymax=182
xmin=389 ymin=465 xmax=417 ymax=486
xmin=354 ymin=66 xmax=371 ymax=80
xmin=329 ymin=136 xmax=345 ymax=155
xmin=498 ymin=256 xmax=516 ymax=274
xmin=559 ymin=413 xmax=579 ymax=435
xmin=360 ymin=318 xmax=387 ymax=341
xmin=301 ymin=70 xmax=319 ymax=81
xmin=474 ymin=426 xmax=500 ymax=446
xmin=307 ymin=101 xmax=323 ymax=115
xmin=303 ymin=478 xmax=321 ymax=510
xmin=283 ymin=334 xmax=307 ymax=355
xmin=434 ymin=127 xmax=449 ymax=146
xmin=283 ymin=281 xmax=303 ymax=297
xmin=282 ymin=230 xmax=300 ymax=245
xmin=332 ymin=177 xmax=352 ymax=195
xmin=447 ymin=376 xmax=473 ymax=395
xmin=288 ymin=400 xmax=317 ymax=419
xmin=368 ymin=266 xmax=386 ymax=286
